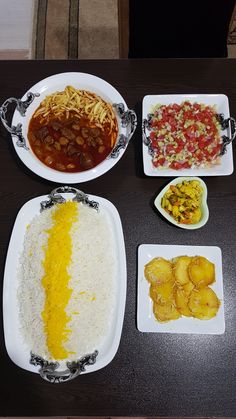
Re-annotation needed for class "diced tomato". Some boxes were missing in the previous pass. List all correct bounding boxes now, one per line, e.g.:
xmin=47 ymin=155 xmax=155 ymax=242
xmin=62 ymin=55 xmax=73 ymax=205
xmin=187 ymin=144 xmax=195 ymax=152
xmin=150 ymin=131 xmax=156 ymax=140
xmin=172 ymin=104 xmax=181 ymax=111
xmin=166 ymin=145 xmax=176 ymax=155
xmin=153 ymin=157 xmax=166 ymax=167
xmin=198 ymin=136 xmax=208 ymax=149
xmin=169 ymin=161 xmax=182 ymax=170
xmin=149 ymin=101 xmax=221 ymax=170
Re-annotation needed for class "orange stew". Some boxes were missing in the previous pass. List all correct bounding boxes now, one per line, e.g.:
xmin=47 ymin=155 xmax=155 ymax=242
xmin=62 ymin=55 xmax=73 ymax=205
xmin=28 ymin=114 xmax=118 ymax=172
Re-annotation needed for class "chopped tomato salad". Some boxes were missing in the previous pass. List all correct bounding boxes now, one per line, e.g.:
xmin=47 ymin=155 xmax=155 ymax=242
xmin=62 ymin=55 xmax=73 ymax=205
xmin=149 ymin=101 xmax=222 ymax=169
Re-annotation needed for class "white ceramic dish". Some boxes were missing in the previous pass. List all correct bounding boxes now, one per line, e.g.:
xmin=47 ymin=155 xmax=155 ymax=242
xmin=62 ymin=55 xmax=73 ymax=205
xmin=3 ymin=187 xmax=127 ymax=380
xmin=137 ymin=244 xmax=225 ymax=334
xmin=154 ymin=176 xmax=209 ymax=230
xmin=0 ymin=72 xmax=137 ymax=183
xmin=142 ymin=94 xmax=234 ymax=176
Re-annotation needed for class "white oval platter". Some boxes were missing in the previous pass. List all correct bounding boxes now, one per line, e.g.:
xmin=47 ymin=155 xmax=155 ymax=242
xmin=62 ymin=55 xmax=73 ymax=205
xmin=3 ymin=190 xmax=127 ymax=377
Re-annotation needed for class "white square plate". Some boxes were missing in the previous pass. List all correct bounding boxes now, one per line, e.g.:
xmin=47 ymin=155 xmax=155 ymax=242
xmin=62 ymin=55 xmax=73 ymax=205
xmin=137 ymin=244 xmax=225 ymax=334
xmin=142 ymin=94 xmax=234 ymax=176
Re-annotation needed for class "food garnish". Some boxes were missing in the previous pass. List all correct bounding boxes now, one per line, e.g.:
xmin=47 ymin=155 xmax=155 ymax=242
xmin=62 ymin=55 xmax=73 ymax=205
xmin=144 ymin=256 xmax=220 ymax=323
xmin=149 ymin=101 xmax=222 ymax=170
xmin=28 ymin=86 xmax=118 ymax=173
xmin=161 ymin=179 xmax=203 ymax=224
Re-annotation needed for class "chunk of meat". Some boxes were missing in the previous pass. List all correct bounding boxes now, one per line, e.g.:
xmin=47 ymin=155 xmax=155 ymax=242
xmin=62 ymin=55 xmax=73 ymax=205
xmin=72 ymin=124 xmax=81 ymax=131
xmin=76 ymin=136 xmax=85 ymax=145
xmin=67 ymin=144 xmax=79 ymax=156
xmin=44 ymin=135 xmax=54 ymax=144
xmin=90 ymin=127 xmax=101 ymax=138
xmin=50 ymin=121 xmax=62 ymax=131
xmin=35 ymin=126 xmax=49 ymax=140
xmin=81 ymin=127 xmax=89 ymax=138
xmin=54 ymin=141 xmax=61 ymax=151
xmin=61 ymin=127 xmax=75 ymax=140
xmin=87 ymin=136 xmax=97 ymax=147
xmin=80 ymin=152 xmax=94 ymax=169
xmin=98 ymin=145 xmax=105 ymax=154
xmin=45 ymin=145 xmax=52 ymax=151
xmin=59 ymin=136 xmax=69 ymax=145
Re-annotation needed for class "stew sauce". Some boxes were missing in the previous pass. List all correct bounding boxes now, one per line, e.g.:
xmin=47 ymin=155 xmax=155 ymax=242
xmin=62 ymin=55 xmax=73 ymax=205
xmin=28 ymin=114 xmax=117 ymax=172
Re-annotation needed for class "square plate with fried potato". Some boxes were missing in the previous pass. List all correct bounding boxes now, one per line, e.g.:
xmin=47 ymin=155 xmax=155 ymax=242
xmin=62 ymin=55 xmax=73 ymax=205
xmin=137 ymin=244 xmax=225 ymax=334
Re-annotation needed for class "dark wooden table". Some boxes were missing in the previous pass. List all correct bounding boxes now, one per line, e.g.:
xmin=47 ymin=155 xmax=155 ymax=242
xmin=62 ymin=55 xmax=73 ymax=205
xmin=0 ymin=59 xmax=236 ymax=417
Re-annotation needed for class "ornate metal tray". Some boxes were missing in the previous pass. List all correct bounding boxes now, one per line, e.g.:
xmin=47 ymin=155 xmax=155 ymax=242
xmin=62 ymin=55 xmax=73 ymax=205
xmin=3 ymin=186 xmax=127 ymax=383
xmin=0 ymin=72 xmax=137 ymax=183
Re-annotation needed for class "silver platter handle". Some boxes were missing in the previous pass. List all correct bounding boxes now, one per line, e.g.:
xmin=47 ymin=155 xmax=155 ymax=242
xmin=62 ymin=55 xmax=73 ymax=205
xmin=142 ymin=114 xmax=154 ymax=157
xmin=217 ymin=114 xmax=236 ymax=155
xmin=40 ymin=185 xmax=99 ymax=212
xmin=110 ymin=103 xmax=137 ymax=158
xmin=0 ymin=92 xmax=39 ymax=150
xmin=30 ymin=351 xmax=98 ymax=384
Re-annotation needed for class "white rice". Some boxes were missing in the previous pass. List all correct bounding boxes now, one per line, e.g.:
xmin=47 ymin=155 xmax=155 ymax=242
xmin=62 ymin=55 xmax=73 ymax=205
xmin=17 ymin=202 xmax=116 ymax=364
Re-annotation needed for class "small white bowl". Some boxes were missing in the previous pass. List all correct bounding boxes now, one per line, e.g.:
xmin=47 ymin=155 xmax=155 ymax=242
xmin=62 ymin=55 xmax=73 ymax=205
xmin=154 ymin=177 xmax=209 ymax=230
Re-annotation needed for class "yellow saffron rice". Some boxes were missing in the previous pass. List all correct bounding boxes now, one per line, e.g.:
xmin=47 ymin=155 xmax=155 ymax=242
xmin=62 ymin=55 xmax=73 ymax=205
xmin=41 ymin=201 xmax=78 ymax=360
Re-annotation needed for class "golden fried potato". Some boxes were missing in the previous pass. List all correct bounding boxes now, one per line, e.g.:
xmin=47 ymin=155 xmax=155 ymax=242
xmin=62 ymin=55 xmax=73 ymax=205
xmin=188 ymin=256 xmax=215 ymax=287
xmin=182 ymin=280 xmax=195 ymax=296
xmin=150 ymin=281 xmax=175 ymax=304
xmin=173 ymin=256 xmax=193 ymax=285
xmin=145 ymin=254 xmax=219 ymax=324
xmin=153 ymin=301 xmax=181 ymax=323
xmin=188 ymin=287 xmax=220 ymax=320
xmin=144 ymin=257 xmax=173 ymax=285
xmin=175 ymin=287 xmax=192 ymax=317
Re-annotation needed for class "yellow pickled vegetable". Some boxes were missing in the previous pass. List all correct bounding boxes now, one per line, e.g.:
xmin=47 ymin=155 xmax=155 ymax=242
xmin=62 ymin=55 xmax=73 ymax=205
xmin=161 ymin=180 xmax=203 ymax=224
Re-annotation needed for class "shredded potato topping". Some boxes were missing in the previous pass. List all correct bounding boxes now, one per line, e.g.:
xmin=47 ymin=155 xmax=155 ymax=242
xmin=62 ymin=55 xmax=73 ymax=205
xmin=33 ymin=85 xmax=117 ymax=136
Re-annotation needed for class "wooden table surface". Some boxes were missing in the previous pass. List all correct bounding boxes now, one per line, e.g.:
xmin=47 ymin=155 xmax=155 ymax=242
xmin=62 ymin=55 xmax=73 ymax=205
xmin=0 ymin=59 xmax=236 ymax=417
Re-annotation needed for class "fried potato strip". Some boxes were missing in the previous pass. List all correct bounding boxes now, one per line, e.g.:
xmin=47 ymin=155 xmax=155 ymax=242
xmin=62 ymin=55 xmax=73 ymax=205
xmin=33 ymin=85 xmax=118 ymax=146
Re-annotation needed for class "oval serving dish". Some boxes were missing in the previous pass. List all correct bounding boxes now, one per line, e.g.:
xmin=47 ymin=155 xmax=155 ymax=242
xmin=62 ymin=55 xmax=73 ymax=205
xmin=154 ymin=176 xmax=209 ymax=230
xmin=3 ymin=186 xmax=127 ymax=383
xmin=0 ymin=72 xmax=137 ymax=183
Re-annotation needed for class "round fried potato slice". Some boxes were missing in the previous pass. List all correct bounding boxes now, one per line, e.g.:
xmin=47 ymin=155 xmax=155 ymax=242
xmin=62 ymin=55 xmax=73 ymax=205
xmin=173 ymin=256 xmax=193 ymax=285
xmin=188 ymin=256 xmax=215 ymax=288
xmin=150 ymin=281 xmax=175 ymax=304
xmin=153 ymin=301 xmax=181 ymax=323
xmin=188 ymin=287 xmax=220 ymax=320
xmin=182 ymin=280 xmax=195 ymax=296
xmin=144 ymin=257 xmax=173 ymax=285
xmin=175 ymin=287 xmax=192 ymax=317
